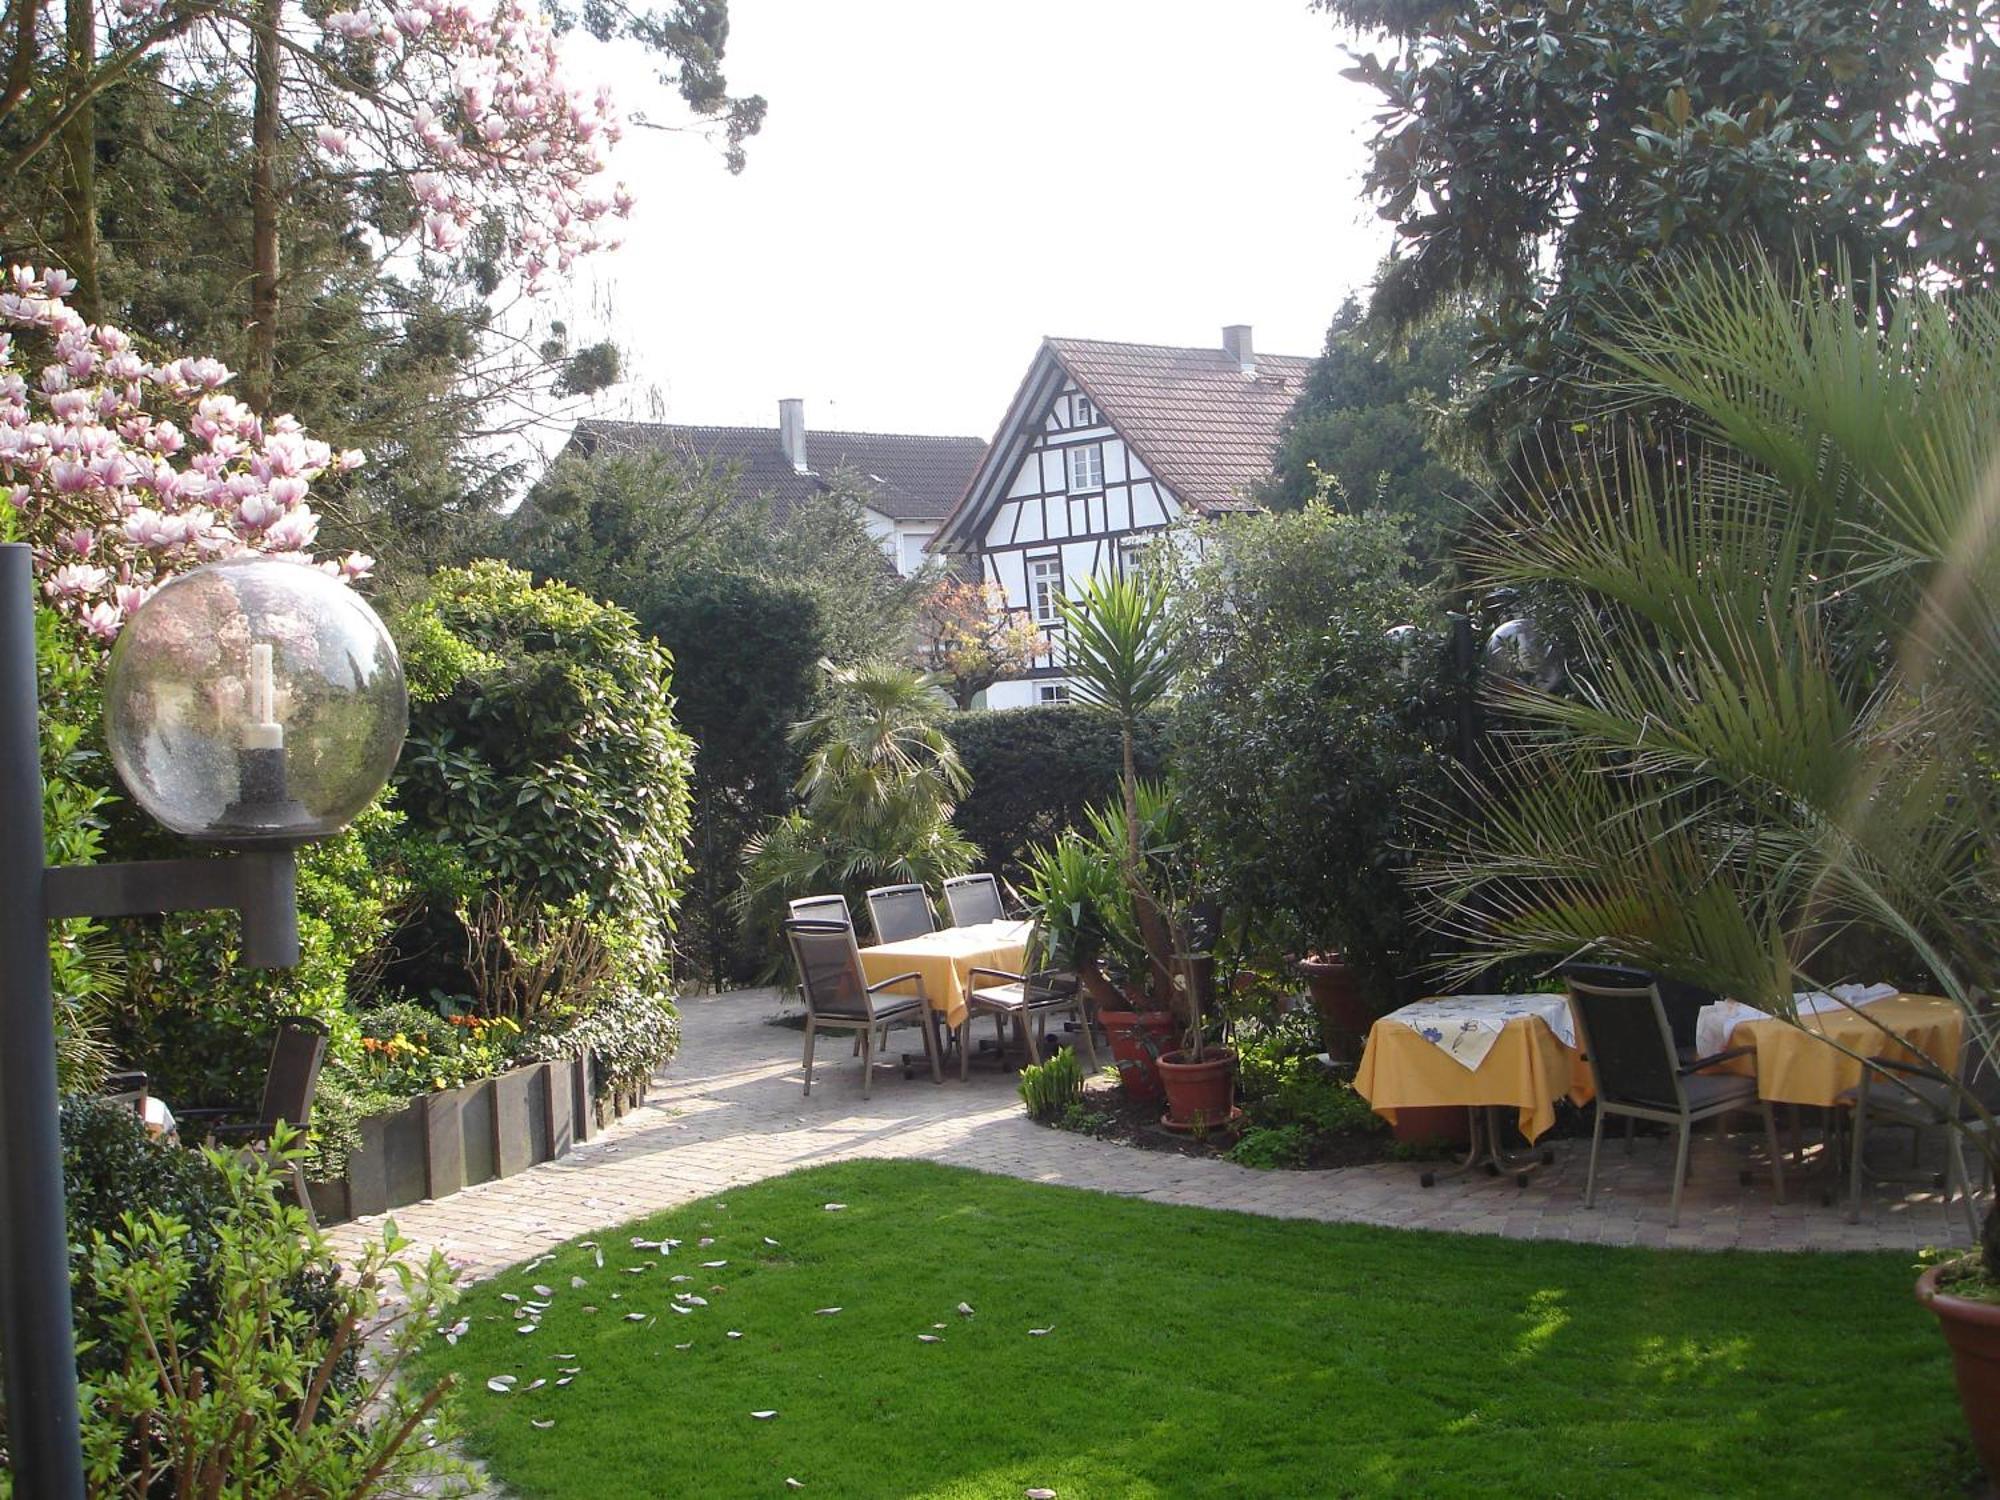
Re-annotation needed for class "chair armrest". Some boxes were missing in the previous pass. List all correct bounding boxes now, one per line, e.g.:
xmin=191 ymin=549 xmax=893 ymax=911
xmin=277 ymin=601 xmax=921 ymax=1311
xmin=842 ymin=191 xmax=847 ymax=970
xmin=1681 ymin=1046 xmax=1754 ymax=1074
xmin=866 ymin=971 xmax=925 ymax=995
xmin=173 ymin=1106 xmax=248 ymax=1125
xmin=967 ymin=966 xmax=1026 ymax=986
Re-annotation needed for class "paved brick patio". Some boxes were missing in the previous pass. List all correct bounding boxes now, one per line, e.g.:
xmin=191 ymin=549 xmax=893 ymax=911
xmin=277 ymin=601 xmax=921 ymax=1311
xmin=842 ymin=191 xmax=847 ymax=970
xmin=330 ymin=987 xmax=1981 ymax=1280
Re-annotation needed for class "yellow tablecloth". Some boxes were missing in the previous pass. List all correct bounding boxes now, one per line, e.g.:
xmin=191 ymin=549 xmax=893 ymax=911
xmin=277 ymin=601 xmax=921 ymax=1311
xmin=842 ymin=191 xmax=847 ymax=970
xmin=857 ymin=920 xmax=1030 ymax=1032
xmin=1709 ymin=993 xmax=1963 ymax=1107
xmin=1355 ymin=1012 xmax=1592 ymax=1143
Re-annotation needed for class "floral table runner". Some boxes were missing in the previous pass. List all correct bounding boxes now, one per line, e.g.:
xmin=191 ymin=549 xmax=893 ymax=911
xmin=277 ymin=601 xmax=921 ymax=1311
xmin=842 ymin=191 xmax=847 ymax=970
xmin=1377 ymin=994 xmax=1577 ymax=1071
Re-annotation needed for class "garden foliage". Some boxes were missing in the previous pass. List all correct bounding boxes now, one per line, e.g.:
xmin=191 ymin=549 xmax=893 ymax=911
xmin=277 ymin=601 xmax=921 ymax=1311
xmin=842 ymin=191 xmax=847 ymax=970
xmin=947 ymin=704 xmax=1167 ymax=886
xmin=739 ymin=662 xmax=976 ymax=961
xmin=1017 ymin=1047 xmax=1085 ymax=1122
xmin=1169 ymin=506 xmax=1455 ymax=1007
xmin=392 ymin=559 xmax=694 ymax=996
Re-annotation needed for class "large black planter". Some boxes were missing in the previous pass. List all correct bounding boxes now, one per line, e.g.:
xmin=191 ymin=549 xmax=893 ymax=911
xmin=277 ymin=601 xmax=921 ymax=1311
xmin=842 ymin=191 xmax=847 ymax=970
xmin=307 ymin=1055 xmax=649 ymax=1224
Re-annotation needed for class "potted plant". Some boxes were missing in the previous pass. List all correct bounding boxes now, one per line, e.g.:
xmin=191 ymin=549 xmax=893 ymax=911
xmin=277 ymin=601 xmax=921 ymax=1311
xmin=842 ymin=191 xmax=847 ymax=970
xmin=1055 ymin=572 xmax=1230 ymax=1122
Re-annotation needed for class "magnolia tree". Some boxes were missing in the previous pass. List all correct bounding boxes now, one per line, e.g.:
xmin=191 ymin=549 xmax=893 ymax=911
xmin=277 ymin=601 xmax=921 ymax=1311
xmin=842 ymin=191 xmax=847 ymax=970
xmin=0 ymin=266 xmax=366 ymax=638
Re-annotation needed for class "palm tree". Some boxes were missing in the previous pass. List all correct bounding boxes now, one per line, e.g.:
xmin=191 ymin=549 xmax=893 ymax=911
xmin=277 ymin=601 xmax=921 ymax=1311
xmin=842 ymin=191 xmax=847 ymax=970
xmin=1413 ymin=250 xmax=2000 ymax=1272
xmin=738 ymin=661 xmax=977 ymax=963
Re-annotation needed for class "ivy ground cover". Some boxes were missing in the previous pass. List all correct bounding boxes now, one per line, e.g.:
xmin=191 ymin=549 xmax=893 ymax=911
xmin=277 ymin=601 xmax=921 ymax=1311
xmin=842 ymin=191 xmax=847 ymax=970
xmin=424 ymin=1161 xmax=1967 ymax=1498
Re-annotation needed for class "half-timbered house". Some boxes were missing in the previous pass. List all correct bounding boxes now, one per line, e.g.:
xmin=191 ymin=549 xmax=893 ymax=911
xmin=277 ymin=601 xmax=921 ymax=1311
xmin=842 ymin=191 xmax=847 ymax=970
xmin=928 ymin=326 xmax=1310 ymax=707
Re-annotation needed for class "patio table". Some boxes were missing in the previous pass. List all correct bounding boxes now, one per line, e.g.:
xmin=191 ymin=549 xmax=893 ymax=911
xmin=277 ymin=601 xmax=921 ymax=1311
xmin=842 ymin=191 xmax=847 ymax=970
xmin=1354 ymin=993 xmax=1594 ymax=1157
xmin=857 ymin=919 xmax=1031 ymax=1032
xmin=1700 ymin=991 xmax=1963 ymax=1107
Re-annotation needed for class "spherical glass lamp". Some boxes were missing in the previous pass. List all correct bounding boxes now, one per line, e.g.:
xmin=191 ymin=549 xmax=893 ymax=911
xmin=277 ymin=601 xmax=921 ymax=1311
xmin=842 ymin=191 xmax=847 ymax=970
xmin=104 ymin=558 xmax=407 ymax=846
xmin=1484 ymin=616 xmax=1549 ymax=682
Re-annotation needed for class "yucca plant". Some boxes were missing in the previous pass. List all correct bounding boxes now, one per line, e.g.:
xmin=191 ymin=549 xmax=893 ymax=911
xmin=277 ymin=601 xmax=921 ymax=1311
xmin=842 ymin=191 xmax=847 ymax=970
xmin=1413 ymin=249 xmax=2000 ymax=1275
xmin=1054 ymin=574 xmax=1202 ymax=1029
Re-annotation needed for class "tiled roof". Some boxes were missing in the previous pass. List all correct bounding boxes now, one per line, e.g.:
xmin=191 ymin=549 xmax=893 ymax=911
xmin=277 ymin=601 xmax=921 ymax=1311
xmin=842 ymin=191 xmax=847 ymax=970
xmin=1047 ymin=338 xmax=1312 ymax=511
xmin=569 ymin=420 xmax=986 ymax=524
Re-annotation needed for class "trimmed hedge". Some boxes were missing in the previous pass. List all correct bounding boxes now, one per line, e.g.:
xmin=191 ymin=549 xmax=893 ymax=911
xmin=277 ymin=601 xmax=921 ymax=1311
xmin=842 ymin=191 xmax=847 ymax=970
xmin=946 ymin=705 xmax=1168 ymax=884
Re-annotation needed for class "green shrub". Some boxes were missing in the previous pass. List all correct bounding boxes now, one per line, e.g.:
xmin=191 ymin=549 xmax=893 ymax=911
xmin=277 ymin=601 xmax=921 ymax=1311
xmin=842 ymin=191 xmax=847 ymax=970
xmin=947 ymin=705 xmax=1168 ymax=884
xmin=393 ymin=560 xmax=695 ymax=995
xmin=46 ymin=1137 xmax=470 ymax=1498
xmin=35 ymin=1101 xmax=354 ymax=1406
xmin=1018 ymin=1047 xmax=1085 ymax=1121
xmin=1227 ymin=1124 xmax=1312 ymax=1170
xmin=1168 ymin=506 xmax=1456 ymax=1006
xmin=523 ymin=989 xmax=681 ymax=1102
xmin=1239 ymin=1053 xmax=1385 ymax=1140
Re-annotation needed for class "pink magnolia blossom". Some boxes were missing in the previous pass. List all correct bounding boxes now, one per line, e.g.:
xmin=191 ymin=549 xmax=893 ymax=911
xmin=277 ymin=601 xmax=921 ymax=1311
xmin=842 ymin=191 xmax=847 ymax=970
xmin=0 ymin=268 xmax=370 ymax=637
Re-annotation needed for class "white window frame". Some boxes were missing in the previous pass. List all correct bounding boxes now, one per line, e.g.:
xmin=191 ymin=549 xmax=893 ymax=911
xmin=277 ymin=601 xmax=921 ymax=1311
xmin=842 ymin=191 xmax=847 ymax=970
xmin=1028 ymin=555 xmax=1064 ymax=625
xmin=1036 ymin=681 xmax=1071 ymax=704
xmin=1072 ymin=394 xmax=1095 ymax=427
xmin=1066 ymin=443 xmax=1103 ymax=494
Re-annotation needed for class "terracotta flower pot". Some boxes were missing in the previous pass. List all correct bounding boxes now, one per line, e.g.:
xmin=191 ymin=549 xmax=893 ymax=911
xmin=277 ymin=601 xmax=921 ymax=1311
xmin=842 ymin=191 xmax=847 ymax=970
xmin=1098 ymin=1009 xmax=1177 ymax=1101
xmin=1299 ymin=954 xmax=1372 ymax=1064
xmin=1390 ymin=1103 xmax=1473 ymax=1148
xmin=1917 ymin=1262 xmax=2000 ymax=1486
xmin=1157 ymin=1048 xmax=1236 ymax=1132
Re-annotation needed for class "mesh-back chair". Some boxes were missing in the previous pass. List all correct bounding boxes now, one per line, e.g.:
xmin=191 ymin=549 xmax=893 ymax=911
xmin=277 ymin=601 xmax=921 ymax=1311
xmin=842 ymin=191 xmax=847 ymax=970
xmin=1844 ymin=1001 xmax=1997 ymax=1241
xmin=1564 ymin=965 xmax=1784 ymax=1226
xmin=179 ymin=1016 xmax=329 ymax=1224
xmin=785 ymin=919 xmax=941 ymax=1098
xmin=941 ymin=873 xmax=1006 ymax=928
xmin=966 ymin=926 xmax=1096 ymax=1070
xmin=866 ymin=883 xmax=935 ymax=945
xmin=788 ymin=894 xmax=853 ymax=928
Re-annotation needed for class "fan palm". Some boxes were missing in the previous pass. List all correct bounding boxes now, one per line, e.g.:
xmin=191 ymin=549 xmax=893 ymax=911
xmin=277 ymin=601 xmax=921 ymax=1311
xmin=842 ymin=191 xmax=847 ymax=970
xmin=739 ymin=662 xmax=977 ymax=966
xmin=1414 ymin=249 xmax=2000 ymax=1271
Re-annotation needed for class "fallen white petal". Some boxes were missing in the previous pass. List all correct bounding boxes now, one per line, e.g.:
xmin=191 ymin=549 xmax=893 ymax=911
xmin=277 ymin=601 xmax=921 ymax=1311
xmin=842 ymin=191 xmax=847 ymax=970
xmin=532 ymin=1418 xmax=556 ymax=1430
xmin=1025 ymin=1490 xmax=1057 ymax=1499
xmin=813 ymin=1307 xmax=841 ymax=1316
xmin=670 ymin=1303 xmax=693 ymax=1315
xmin=917 ymin=1334 xmax=943 ymax=1344
xmin=727 ymin=1330 xmax=743 ymax=1339
xmin=500 ymin=1293 xmax=520 ymax=1304
xmin=532 ymin=1284 xmax=554 ymax=1297
xmin=956 ymin=1303 xmax=975 ymax=1317
xmin=786 ymin=1480 xmax=805 ymax=1491
xmin=750 ymin=1410 xmax=777 ymax=1420
xmin=517 ymin=1322 xmax=539 ymax=1335
xmin=556 ymin=1376 xmax=574 ymax=1386
xmin=701 ymin=1260 xmax=728 ymax=1268
xmin=823 ymin=1203 xmax=846 ymax=1211
xmin=625 ymin=1312 xmax=648 ymax=1322
xmin=524 ymin=1378 xmax=546 ymax=1392
xmin=674 ymin=1342 xmax=692 ymax=1350
xmin=1028 ymin=1326 xmax=1054 ymax=1336
xmin=570 ymin=1276 xmax=587 ymax=1289
xmin=485 ymin=1376 xmax=517 ymax=1393
xmin=764 ymin=1237 xmax=781 ymax=1247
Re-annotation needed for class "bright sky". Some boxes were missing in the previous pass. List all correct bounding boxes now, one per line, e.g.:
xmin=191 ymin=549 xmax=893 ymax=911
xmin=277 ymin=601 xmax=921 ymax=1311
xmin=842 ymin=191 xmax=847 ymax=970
xmin=560 ymin=0 xmax=1391 ymax=445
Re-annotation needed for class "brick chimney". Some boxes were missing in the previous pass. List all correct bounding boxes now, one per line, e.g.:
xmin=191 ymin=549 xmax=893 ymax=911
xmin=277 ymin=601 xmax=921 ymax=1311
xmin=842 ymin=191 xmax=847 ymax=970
xmin=1222 ymin=325 xmax=1255 ymax=374
xmin=778 ymin=397 xmax=809 ymax=474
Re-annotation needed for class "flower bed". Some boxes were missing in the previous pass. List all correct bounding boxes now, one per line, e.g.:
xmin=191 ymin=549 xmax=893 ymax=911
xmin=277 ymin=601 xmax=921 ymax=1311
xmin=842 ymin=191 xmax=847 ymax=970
xmin=306 ymin=1054 xmax=652 ymax=1223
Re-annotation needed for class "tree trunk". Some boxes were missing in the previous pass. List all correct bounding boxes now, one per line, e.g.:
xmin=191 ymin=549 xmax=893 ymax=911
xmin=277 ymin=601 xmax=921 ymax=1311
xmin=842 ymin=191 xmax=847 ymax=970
xmin=58 ymin=0 xmax=98 ymax=320
xmin=246 ymin=0 xmax=282 ymax=412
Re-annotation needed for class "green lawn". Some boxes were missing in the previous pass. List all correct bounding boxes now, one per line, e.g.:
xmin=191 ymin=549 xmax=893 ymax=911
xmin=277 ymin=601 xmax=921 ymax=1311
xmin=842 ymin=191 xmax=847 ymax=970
xmin=420 ymin=1161 xmax=1969 ymax=1498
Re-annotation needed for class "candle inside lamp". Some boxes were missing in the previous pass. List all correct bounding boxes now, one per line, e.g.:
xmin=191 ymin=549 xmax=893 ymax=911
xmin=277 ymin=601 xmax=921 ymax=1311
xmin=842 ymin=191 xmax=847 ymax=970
xmin=243 ymin=641 xmax=283 ymax=751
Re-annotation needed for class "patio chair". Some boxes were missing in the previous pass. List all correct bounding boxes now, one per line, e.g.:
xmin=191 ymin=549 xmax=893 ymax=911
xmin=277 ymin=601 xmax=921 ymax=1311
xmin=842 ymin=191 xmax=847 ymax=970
xmin=941 ymin=873 xmax=1006 ymax=928
xmin=787 ymin=894 xmax=853 ymax=927
xmin=866 ymin=883 xmax=936 ymax=944
xmin=966 ymin=928 xmax=1096 ymax=1070
xmin=1564 ymin=965 xmax=1785 ymax=1227
xmin=176 ymin=1016 xmax=329 ymax=1226
xmin=1843 ymin=1003 xmax=1997 ymax=1241
xmin=785 ymin=919 xmax=943 ymax=1098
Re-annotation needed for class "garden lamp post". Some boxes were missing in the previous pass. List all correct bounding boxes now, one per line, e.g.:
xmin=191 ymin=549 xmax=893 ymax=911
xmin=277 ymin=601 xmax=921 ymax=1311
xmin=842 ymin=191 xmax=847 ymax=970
xmin=0 ymin=544 xmax=406 ymax=1499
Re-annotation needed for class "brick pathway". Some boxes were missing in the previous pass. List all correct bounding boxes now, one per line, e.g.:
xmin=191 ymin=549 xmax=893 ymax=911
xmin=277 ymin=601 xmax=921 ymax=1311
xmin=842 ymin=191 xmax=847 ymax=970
xmin=330 ymin=987 xmax=1980 ymax=1281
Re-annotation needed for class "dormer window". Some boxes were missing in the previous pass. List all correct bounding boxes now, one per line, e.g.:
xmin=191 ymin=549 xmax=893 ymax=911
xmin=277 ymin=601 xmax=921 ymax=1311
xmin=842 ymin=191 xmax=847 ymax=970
xmin=1066 ymin=443 xmax=1103 ymax=494
xmin=1071 ymin=394 xmax=1095 ymax=427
